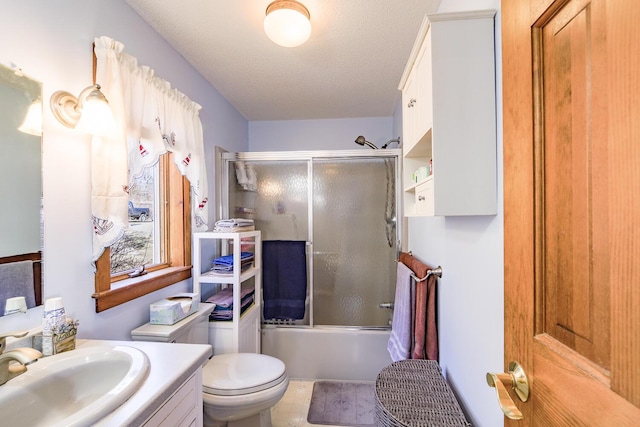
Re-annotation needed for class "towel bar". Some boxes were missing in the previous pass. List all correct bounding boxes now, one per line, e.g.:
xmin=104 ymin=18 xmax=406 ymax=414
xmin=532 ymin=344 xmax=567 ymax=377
xmin=395 ymin=254 xmax=443 ymax=282
xmin=412 ymin=266 xmax=443 ymax=282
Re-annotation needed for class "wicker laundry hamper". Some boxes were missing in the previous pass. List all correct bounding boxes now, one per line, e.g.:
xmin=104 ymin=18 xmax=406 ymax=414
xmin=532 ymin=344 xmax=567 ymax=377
xmin=375 ymin=359 xmax=471 ymax=426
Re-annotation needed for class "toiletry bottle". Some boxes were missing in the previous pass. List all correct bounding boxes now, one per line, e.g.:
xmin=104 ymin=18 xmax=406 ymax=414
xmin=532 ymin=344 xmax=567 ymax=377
xmin=42 ymin=297 xmax=65 ymax=356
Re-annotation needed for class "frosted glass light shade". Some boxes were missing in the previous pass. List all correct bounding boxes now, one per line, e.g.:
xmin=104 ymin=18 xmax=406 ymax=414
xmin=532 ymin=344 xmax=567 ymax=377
xmin=50 ymin=84 xmax=115 ymax=137
xmin=18 ymin=99 xmax=43 ymax=136
xmin=264 ymin=0 xmax=311 ymax=48
xmin=75 ymin=96 xmax=115 ymax=137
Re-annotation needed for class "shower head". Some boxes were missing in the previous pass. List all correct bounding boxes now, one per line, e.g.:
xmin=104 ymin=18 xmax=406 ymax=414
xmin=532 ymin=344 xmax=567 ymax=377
xmin=381 ymin=137 xmax=401 ymax=149
xmin=354 ymin=135 xmax=378 ymax=149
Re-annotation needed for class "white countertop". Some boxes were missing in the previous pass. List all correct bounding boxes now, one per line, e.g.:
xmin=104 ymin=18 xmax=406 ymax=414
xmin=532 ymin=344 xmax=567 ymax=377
xmin=79 ymin=339 xmax=212 ymax=426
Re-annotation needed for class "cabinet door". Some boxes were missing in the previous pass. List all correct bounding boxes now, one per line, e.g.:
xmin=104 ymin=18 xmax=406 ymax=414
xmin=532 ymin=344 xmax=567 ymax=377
xmin=143 ymin=372 xmax=202 ymax=426
xmin=402 ymin=72 xmax=417 ymax=146
xmin=414 ymin=29 xmax=432 ymax=140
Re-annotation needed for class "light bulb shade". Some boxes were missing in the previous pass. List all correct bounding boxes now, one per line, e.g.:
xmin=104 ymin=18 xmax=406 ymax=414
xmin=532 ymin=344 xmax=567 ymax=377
xmin=75 ymin=96 xmax=115 ymax=136
xmin=50 ymin=84 xmax=115 ymax=136
xmin=264 ymin=0 xmax=311 ymax=47
xmin=18 ymin=99 xmax=43 ymax=136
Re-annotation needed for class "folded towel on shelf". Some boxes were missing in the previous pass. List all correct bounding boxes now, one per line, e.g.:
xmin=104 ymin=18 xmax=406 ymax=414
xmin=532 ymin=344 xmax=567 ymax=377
xmin=387 ymin=261 xmax=415 ymax=362
xmin=206 ymin=284 xmax=255 ymax=321
xmin=213 ymin=225 xmax=255 ymax=232
xmin=399 ymin=252 xmax=438 ymax=361
xmin=210 ymin=252 xmax=254 ymax=274
xmin=206 ymin=284 xmax=255 ymax=308
xmin=262 ymin=240 xmax=307 ymax=320
xmin=211 ymin=262 xmax=253 ymax=274
xmin=209 ymin=295 xmax=255 ymax=320
xmin=212 ymin=252 xmax=254 ymax=266
xmin=215 ymin=218 xmax=254 ymax=227
xmin=213 ymin=218 xmax=255 ymax=233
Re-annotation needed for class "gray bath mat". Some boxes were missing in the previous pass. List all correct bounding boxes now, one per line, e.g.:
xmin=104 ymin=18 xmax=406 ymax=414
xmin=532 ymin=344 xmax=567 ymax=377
xmin=307 ymin=381 xmax=375 ymax=426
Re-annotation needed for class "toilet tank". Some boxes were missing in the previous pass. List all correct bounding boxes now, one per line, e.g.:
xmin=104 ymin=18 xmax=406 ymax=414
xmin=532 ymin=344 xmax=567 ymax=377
xmin=131 ymin=303 xmax=215 ymax=345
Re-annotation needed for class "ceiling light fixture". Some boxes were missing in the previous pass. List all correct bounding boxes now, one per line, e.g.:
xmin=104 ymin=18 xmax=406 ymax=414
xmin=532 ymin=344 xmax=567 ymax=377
xmin=50 ymin=84 xmax=115 ymax=136
xmin=264 ymin=0 xmax=312 ymax=48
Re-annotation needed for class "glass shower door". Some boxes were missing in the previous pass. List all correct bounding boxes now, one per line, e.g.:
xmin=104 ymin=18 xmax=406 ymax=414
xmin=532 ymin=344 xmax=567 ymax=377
xmin=227 ymin=159 xmax=311 ymax=325
xmin=225 ymin=152 xmax=398 ymax=329
xmin=312 ymin=157 xmax=396 ymax=327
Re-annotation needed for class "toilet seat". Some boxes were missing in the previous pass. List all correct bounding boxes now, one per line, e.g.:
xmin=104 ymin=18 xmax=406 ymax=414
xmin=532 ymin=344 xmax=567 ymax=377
xmin=203 ymin=353 xmax=287 ymax=396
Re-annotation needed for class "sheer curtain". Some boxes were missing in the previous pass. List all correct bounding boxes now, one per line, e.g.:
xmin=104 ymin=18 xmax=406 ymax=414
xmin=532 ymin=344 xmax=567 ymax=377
xmin=91 ymin=36 xmax=208 ymax=263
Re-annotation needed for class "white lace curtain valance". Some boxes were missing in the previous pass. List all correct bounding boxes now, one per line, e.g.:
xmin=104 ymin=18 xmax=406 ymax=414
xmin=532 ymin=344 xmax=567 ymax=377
xmin=91 ymin=35 xmax=208 ymax=263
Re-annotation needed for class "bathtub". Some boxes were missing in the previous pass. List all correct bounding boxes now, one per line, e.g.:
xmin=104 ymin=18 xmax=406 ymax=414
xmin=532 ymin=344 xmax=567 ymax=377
xmin=261 ymin=326 xmax=393 ymax=381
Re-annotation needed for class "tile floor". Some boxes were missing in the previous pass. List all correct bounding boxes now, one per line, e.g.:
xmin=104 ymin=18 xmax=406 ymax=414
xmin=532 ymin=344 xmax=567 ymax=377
xmin=271 ymin=380 xmax=350 ymax=427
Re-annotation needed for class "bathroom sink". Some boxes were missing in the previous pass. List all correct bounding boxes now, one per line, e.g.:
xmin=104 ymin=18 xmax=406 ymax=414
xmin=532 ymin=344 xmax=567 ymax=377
xmin=0 ymin=345 xmax=149 ymax=427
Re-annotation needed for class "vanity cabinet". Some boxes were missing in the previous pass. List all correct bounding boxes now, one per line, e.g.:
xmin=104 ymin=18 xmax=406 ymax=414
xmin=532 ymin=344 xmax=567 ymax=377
xmin=143 ymin=370 xmax=203 ymax=426
xmin=193 ymin=231 xmax=261 ymax=355
xmin=399 ymin=10 xmax=497 ymax=216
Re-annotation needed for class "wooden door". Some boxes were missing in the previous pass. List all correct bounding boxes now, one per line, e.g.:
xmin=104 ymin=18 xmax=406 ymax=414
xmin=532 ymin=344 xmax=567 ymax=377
xmin=502 ymin=0 xmax=640 ymax=425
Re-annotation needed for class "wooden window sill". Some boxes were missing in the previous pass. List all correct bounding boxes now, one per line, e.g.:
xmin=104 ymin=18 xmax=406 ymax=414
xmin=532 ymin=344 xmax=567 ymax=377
xmin=92 ymin=265 xmax=192 ymax=313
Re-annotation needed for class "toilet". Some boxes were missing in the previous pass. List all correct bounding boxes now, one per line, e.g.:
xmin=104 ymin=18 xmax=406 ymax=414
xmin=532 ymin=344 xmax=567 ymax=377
xmin=131 ymin=303 xmax=289 ymax=427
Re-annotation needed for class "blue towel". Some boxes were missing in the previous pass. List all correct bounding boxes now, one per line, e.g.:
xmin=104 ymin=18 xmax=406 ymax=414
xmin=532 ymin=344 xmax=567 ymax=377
xmin=212 ymin=252 xmax=254 ymax=266
xmin=262 ymin=240 xmax=307 ymax=320
xmin=211 ymin=252 xmax=254 ymax=274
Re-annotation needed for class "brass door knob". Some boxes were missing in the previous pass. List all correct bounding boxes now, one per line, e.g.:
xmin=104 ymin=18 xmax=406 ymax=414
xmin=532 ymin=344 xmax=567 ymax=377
xmin=486 ymin=361 xmax=530 ymax=420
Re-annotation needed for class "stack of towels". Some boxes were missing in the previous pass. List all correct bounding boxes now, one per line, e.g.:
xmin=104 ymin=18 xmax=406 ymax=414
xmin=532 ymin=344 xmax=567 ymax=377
xmin=210 ymin=252 xmax=254 ymax=275
xmin=205 ymin=284 xmax=255 ymax=321
xmin=213 ymin=218 xmax=255 ymax=232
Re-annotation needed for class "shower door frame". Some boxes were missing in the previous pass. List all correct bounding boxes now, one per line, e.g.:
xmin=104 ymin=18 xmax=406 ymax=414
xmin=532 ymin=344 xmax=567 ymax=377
xmin=219 ymin=149 xmax=403 ymax=330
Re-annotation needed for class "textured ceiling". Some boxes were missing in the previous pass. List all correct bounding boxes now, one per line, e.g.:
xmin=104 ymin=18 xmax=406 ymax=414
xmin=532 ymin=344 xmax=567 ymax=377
xmin=124 ymin=0 xmax=442 ymax=121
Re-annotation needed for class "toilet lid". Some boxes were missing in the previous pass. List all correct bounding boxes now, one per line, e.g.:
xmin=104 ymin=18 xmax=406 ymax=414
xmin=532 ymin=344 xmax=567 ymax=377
xmin=203 ymin=353 xmax=287 ymax=396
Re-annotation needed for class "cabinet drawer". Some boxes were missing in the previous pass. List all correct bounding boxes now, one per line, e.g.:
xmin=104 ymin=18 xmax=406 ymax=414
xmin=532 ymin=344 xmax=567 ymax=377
xmin=415 ymin=180 xmax=434 ymax=216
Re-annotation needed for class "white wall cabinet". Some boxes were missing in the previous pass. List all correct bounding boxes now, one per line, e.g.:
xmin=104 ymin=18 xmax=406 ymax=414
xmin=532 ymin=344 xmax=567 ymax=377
xmin=402 ymin=29 xmax=432 ymax=148
xmin=399 ymin=10 xmax=497 ymax=216
xmin=193 ymin=231 xmax=261 ymax=355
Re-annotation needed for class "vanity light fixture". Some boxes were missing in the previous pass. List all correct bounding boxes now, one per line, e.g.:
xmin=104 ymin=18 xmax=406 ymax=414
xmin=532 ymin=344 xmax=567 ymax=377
xmin=18 ymin=98 xmax=43 ymax=136
xmin=264 ymin=0 xmax=312 ymax=48
xmin=50 ymin=84 xmax=115 ymax=136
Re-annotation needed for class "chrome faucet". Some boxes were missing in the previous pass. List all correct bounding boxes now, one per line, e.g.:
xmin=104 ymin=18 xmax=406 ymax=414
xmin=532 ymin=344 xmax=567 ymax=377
xmin=0 ymin=331 xmax=43 ymax=385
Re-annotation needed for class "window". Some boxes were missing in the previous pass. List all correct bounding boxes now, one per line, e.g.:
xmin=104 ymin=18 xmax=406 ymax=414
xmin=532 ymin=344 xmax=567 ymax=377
xmin=92 ymin=152 xmax=192 ymax=312
xmin=111 ymin=163 xmax=159 ymax=275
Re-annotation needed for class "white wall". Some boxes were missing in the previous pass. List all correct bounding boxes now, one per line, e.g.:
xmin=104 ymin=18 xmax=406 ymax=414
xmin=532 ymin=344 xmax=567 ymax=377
xmin=249 ymin=117 xmax=395 ymax=151
xmin=0 ymin=0 xmax=248 ymax=338
xmin=408 ymin=1 xmax=504 ymax=426
xmin=249 ymin=1 xmax=505 ymax=426
xmin=1 ymin=1 xmax=504 ymax=425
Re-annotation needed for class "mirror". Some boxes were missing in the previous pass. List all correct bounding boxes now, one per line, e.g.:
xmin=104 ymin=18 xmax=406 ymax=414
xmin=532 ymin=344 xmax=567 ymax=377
xmin=0 ymin=63 xmax=43 ymax=316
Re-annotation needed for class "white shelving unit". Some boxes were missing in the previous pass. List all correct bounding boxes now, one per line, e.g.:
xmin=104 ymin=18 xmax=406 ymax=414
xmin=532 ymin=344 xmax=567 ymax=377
xmin=399 ymin=10 xmax=497 ymax=216
xmin=193 ymin=230 xmax=261 ymax=355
